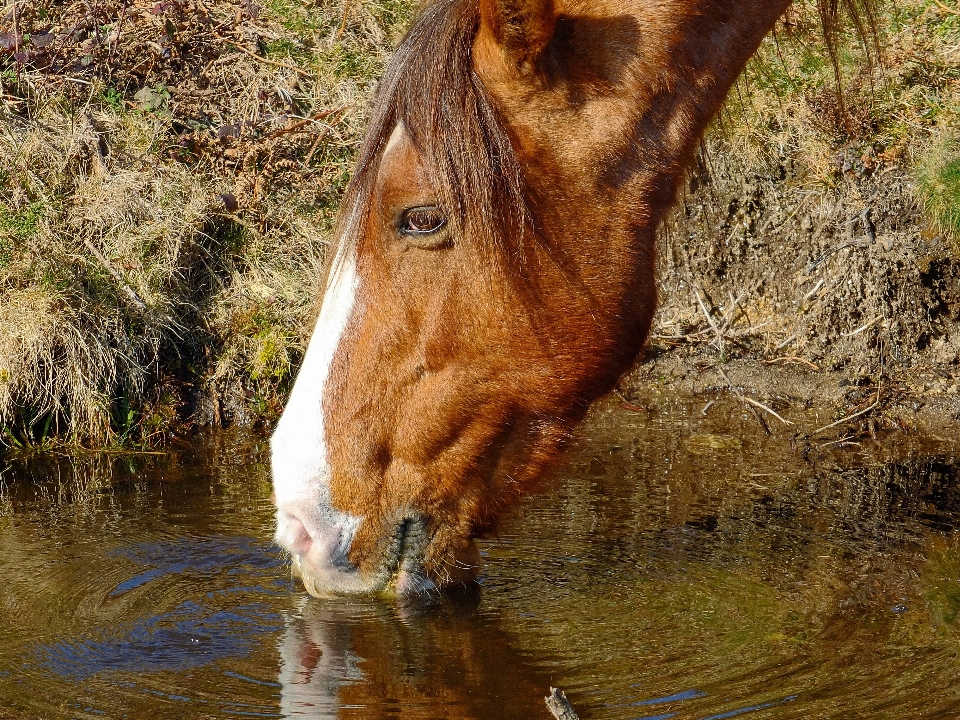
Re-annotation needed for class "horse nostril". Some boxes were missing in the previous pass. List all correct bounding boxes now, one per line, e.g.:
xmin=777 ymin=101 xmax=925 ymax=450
xmin=276 ymin=511 xmax=314 ymax=555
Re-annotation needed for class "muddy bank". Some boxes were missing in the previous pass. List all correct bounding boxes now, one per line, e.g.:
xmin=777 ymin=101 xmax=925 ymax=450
xmin=621 ymin=348 xmax=960 ymax=449
xmin=649 ymin=3 xmax=959 ymax=413
xmin=655 ymin=145 xmax=959 ymax=370
xmin=641 ymin=108 xmax=960 ymax=443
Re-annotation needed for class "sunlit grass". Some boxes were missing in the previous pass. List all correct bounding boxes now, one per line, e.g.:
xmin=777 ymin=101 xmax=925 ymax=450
xmin=916 ymin=135 xmax=960 ymax=242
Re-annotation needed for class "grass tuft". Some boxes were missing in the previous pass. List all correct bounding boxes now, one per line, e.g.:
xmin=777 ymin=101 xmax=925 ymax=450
xmin=916 ymin=135 xmax=960 ymax=242
xmin=0 ymin=0 xmax=411 ymax=450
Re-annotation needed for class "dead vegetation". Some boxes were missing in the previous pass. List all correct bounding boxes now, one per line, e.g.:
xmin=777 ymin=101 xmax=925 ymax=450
xmin=0 ymin=0 xmax=410 ymax=449
xmin=0 ymin=0 xmax=956 ymax=449
xmin=650 ymin=0 xmax=960 ymax=440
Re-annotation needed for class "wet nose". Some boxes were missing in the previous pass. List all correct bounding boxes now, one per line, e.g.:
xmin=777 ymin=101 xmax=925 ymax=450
xmin=274 ymin=502 xmax=356 ymax=570
xmin=275 ymin=509 xmax=313 ymax=555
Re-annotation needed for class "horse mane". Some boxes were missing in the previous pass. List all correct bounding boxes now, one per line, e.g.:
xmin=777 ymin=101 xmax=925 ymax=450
xmin=337 ymin=0 xmax=532 ymax=267
xmin=808 ymin=0 xmax=881 ymax=91
xmin=336 ymin=0 xmax=879 ymax=260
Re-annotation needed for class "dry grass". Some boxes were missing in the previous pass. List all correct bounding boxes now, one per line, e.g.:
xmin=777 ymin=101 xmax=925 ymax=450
xmin=0 ymin=0 xmax=411 ymax=449
xmin=724 ymin=0 xmax=960 ymax=178
xmin=0 ymin=0 xmax=954 ymax=448
xmin=654 ymin=0 xmax=960 ymax=376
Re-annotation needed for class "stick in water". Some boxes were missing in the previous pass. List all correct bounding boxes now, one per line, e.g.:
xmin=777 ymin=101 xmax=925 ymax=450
xmin=545 ymin=687 xmax=580 ymax=720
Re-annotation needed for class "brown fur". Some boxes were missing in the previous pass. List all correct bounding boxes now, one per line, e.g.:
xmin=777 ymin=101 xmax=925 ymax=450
xmin=312 ymin=0 xmax=876 ymax=589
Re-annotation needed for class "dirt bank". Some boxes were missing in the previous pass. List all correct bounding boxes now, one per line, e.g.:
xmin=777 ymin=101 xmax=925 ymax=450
xmin=654 ymin=143 xmax=959 ymax=376
xmin=622 ymin=350 xmax=960 ymax=446
xmin=638 ymin=0 xmax=960 ymax=441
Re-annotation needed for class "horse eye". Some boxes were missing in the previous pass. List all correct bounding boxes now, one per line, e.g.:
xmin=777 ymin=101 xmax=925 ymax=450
xmin=399 ymin=206 xmax=447 ymax=236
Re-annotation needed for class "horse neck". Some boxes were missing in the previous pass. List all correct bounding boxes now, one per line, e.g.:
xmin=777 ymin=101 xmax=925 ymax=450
xmin=479 ymin=0 xmax=793 ymax=283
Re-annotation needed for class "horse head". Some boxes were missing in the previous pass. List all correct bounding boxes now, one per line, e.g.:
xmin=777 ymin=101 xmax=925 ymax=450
xmin=271 ymin=0 xmax=791 ymax=596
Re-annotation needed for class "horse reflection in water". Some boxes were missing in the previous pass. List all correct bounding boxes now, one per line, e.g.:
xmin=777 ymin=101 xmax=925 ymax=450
xmin=276 ymin=592 xmax=549 ymax=718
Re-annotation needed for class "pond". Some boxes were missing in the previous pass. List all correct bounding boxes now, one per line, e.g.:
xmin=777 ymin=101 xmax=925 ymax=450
xmin=2 ymin=396 xmax=960 ymax=719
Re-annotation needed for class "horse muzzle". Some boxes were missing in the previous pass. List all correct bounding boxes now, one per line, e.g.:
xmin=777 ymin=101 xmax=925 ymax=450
xmin=274 ymin=501 xmax=441 ymax=597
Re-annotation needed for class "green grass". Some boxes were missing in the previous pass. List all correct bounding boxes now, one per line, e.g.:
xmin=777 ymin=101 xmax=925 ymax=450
xmin=917 ymin=136 xmax=960 ymax=241
xmin=99 ymin=86 xmax=125 ymax=113
xmin=0 ymin=202 xmax=44 ymax=241
xmin=264 ymin=0 xmax=333 ymax=35
xmin=0 ymin=203 xmax=44 ymax=267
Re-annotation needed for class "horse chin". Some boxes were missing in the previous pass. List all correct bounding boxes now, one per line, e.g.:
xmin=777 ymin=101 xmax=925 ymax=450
xmin=290 ymin=517 xmax=477 ymax=599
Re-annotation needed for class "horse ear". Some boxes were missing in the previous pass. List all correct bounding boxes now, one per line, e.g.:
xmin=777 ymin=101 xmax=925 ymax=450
xmin=479 ymin=0 xmax=557 ymax=70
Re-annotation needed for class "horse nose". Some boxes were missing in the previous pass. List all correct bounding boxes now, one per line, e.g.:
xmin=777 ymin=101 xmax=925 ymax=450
xmin=274 ymin=503 xmax=352 ymax=568
xmin=275 ymin=508 xmax=314 ymax=555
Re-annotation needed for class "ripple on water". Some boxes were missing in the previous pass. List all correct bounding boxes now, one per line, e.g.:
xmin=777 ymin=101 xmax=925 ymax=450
xmin=4 ymin=413 xmax=960 ymax=718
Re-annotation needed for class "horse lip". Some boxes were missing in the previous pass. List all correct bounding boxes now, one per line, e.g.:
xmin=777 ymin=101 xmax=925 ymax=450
xmin=290 ymin=514 xmax=434 ymax=597
xmin=391 ymin=516 xmax=437 ymax=595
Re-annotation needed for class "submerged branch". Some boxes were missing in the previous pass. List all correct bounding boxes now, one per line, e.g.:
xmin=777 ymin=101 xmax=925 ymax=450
xmin=545 ymin=687 xmax=580 ymax=720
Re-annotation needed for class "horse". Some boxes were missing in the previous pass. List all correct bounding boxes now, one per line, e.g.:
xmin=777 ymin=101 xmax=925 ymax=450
xmin=270 ymin=0 xmax=874 ymax=596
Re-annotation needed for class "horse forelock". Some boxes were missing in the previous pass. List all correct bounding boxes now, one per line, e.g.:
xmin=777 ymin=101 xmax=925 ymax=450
xmin=337 ymin=0 xmax=533 ymax=270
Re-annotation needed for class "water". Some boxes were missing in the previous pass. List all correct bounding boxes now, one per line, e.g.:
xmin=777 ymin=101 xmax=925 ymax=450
xmin=2 ymin=397 xmax=960 ymax=719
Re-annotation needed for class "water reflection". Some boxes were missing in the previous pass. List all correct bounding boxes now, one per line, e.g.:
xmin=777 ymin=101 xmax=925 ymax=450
xmin=277 ymin=590 xmax=552 ymax=719
xmin=2 ymin=403 xmax=960 ymax=718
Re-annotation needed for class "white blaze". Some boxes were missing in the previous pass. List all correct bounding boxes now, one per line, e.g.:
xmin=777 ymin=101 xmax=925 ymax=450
xmin=271 ymin=231 xmax=361 ymax=569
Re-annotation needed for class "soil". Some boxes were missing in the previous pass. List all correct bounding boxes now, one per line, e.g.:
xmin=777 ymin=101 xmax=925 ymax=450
xmin=656 ymin=142 xmax=960 ymax=374
xmin=629 ymin=133 xmax=960 ymax=444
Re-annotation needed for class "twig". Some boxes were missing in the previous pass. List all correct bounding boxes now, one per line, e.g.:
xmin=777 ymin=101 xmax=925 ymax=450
xmin=804 ymin=240 xmax=868 ymax=274
xmin=694 ymin=288 xmax=724 ymax=352
xmin=774 ymin=332 xmax=800 ymax=351
xmin=717 ymin=291 xmax=747 ymax=335
xmin=222 ymin=39 xmax=312 ymax=77
xmin=302 ymin=126 xmax=331 ymax=167
xmin=650 ymin=328 xmax=711 ymax=342
xmin=109 ymin=4 xmax=128 ymax=63
xmin=841 ymin=316 xmax=882 ymax=338
xmin=65 ymin=448 xmax=168 ymax=456
xmin=818 ymin=435 xmax=862 ymax=449
xmin=12 ymin=2 xmax=20 ymax=55
xmin=545 ymin=688 xmax=580 ymax=720
xmin=613 ymin=387 xmax=648 ymax=413
xmin=811 ymin=386 xmax=881 ymax=436
xmin=742 ymin=396 xmax=794 ymax=425
xmin=800 ymin=279 xmax=825 ymax=305
xmin=268 ymin=106 xmax=347 ymax=139
xmin=82 ymin=239 xmax=148 ymax=313
xmin=338 ymin=0 xmax=351 ymax=35
xmin=932 ymin=0 xmax=959 ymax=15
xmin=53 ymin=75 xmax=95 ymax=85
xmin=716 ymin=365 xmax=771 ymax=435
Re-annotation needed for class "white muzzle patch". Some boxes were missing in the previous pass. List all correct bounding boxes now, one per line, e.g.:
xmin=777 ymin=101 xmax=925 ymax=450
xmin=270 ymin=233 xmax=364 ymax=593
